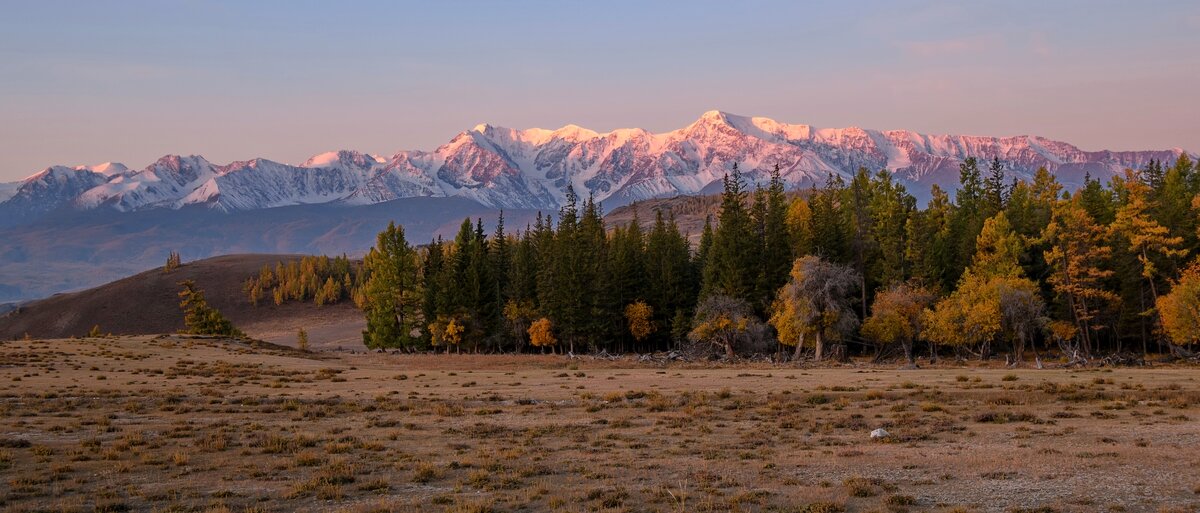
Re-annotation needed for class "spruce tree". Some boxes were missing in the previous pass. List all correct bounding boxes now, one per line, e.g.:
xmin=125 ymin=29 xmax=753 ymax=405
xmin=701 ymin=164 xmax=759 ymax=303
xmin=758 ymin=164 xmax=793 ymax=306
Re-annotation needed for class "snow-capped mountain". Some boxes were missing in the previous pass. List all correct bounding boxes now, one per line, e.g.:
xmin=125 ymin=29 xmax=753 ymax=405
xmin=1 ymin=111 xmax=1189 ymax=227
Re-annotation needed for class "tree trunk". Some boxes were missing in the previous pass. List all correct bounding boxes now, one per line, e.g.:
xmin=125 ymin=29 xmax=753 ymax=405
xmin=903 ymin=339 xmax=914 ymax=366
xmin=792 ymin=332 xmax=806 ymax=360
xmin=814 ymin=331 xmax=824 ymax=361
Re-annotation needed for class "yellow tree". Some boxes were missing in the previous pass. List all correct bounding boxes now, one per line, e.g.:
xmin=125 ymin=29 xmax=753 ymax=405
xmin=429 ymin=315 xmax=466 ymax=353
xmin=922 ymin=212 xmax=1042 ymax=361
xmin=970 ymin=212 xmax=1025 ymax=279
xmin=528 ymin=318 xmax=557 ymax=350
xmin=690 ymin=295 xmax=763 ymax=359
xmin=922 ymin=270 xmax=1002 ymax=359
xmin=1111 ymin=171 xmax=1189 ymax=354
xmin=861 ymin=283 xmax=935 ymax=365
xmin=769 ymin=256 xmax=859 ymax=360
xmin=1043 ymin=196 xmax=1118 ymax=356
xmin=624 ymin=301 xmax=655 ymax=343
xmin=1156 ymin=261 xmax=1200 ymax=350
xmin=503 ymin=300 xmax=537 ymax=350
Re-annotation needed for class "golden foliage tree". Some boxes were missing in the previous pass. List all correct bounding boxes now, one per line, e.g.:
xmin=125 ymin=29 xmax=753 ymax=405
xmin=689 ymin=295 xmax=760 ymax=359
xmin=861 ymin=283 xmax=935 ymax=364
xmin=429 ymin=315 xmax=466 ymax=352
xmin=1111 ymin=171 xmax=1189 ymax=354
xmin=1157 ymin=261 xmax=1200 ymax=349
xmin=624 ymin=301 xmax=655 ymax=342
xmin=923 ymin=213 xmax=1043 ymax=361
xmin=503 ymin=300 xmax=538 ymax=350
xmin=1043 ymin=196 xmax=1119 ymax=355
xmin=769 ymin=256 xmax=859 ymax=360
xmin=528 ymin=317 xmax=557 ymax=349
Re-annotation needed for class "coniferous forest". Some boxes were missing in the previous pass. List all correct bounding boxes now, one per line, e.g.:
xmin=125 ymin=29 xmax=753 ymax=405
xmin=356 ymin=157 xmax=1200 ymax=363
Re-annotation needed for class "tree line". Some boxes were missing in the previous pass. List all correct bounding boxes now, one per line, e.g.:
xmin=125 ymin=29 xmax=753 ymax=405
xmin=244 ymin=255 xmax=363 ymax=307
xmin=358 ymin=156 xmax=1200 ymax=363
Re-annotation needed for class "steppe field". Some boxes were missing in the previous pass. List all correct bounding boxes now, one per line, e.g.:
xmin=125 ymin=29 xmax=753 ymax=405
xmin=1 ymin=335 xmax=1198 ymax=513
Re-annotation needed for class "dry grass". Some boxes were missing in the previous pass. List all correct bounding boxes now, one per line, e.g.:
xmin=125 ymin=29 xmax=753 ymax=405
xmin=0 ymin=335 xmax=1197 ymax=512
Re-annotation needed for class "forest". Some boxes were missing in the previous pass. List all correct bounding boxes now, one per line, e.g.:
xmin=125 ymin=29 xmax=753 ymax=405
xmin=348 ymin=156 xmax=1200 ymax=363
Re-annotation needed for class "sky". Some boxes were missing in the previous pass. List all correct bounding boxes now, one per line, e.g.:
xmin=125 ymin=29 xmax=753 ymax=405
xmin=1 ymin=0 xmax=1198 ymax=181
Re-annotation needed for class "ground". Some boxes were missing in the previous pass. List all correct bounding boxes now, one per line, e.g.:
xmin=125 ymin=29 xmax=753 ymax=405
xmin=1 ymin=336 xmax=1198 ymax=513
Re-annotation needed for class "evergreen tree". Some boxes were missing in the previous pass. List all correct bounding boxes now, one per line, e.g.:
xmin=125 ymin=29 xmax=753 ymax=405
xmin=702 ymin=164 xmax=760 ymax=303
xmin=760 ymin=164 xmax=793 ymax=300
xmin=948 ymin=157 xmax=986 ymax=283
xmin=178 ymin=280 xmax=243 ymax=338
xmin=645 ymin=210 xmax=697 ymax=349
xmin=421 ymin=237 xmax=447 ymax=340
xmin=905 ymin=184 xmax=955 ymax=290
xmin=1111 ymin=170 xmax=1190 ymax=355
xmin=1078 ymin=173 xmax=1116 ymax=224
xmin=809 ymin=174 xmax=848 ymax=262
xmin=361 ymin=222 xmax=423 ymax=349
xmin=983 ymin=157 xmax=1008 ymax=217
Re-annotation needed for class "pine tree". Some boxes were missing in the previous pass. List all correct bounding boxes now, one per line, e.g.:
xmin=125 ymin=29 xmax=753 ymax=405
xmin=809 ymin=174 xmax=848 ymax=262
xmin=868 ymin=170 xmax=915 ymax=289
xmin=1078 ymin=173 xmax=1116 ymax=224
xmin=948 ymin=157 xmax=986 ymax=283
xmin=422 ymin=237 xmax=447 ymax=339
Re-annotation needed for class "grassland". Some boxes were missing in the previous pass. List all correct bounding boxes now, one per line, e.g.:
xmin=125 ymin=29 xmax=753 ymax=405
xmin=1 ymin=335 xmax=1198 ymax=512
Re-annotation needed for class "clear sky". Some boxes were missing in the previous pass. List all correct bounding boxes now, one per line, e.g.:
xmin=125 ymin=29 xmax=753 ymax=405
xmin=1 ymin=0 xmax=1197 ymax=181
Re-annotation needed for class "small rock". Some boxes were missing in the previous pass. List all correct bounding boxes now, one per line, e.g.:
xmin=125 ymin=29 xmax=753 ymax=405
xmin=870 ymin=428 xmax=890 ymax=439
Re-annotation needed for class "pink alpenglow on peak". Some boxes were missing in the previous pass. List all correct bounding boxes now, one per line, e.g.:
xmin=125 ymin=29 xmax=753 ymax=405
xmin=0 ymin=112 xmax=1191 ymax=227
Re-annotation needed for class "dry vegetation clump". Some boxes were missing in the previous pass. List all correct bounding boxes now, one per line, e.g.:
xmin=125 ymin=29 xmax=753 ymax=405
xmin=0 ymin=335 xmax=1197 ymax=512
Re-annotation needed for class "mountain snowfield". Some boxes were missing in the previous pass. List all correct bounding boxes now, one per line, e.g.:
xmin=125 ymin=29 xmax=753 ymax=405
xmin=1 ymin=111 xmax=1190 ymax=227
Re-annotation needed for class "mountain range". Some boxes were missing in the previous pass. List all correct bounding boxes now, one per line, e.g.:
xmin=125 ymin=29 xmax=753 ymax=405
xmin=0 ymin=111 xmax=1192 ymax=303
xmin=1 ymin=111 xmax=1190 ymax=229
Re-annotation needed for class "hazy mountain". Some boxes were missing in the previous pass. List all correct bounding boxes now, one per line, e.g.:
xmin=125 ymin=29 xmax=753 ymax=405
xmin=0 ymin=197 xmax=538 ymax=303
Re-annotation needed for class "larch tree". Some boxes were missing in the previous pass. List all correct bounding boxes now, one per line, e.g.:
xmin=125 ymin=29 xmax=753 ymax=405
xmin=1042 ymin=196 xmax=1118 ymax=356
xmin=624 ymin=301 xmax=655 ymax=343
xmin=361 ymin=222 xmax=423 ymax=350
xmin=1111 ymin=170 xmax=1189 ymax=355
xmin=178 ymin=280 xmax=243 ymax=338
xmin=1156 ymin=261 xmax=1200 ymax=350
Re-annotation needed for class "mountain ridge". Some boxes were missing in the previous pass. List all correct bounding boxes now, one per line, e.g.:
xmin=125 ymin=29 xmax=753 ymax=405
xmin=1 ymin=111 xmax=1190 ymax=228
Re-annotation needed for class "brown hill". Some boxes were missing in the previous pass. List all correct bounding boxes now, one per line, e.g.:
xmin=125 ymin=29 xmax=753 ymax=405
xmin=0 ymin=254 xmax=363 ymax=348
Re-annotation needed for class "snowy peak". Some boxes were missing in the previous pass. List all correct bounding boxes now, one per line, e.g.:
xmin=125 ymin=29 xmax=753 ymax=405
xmin=0 ymin=111 xmax=1191 ymax=228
